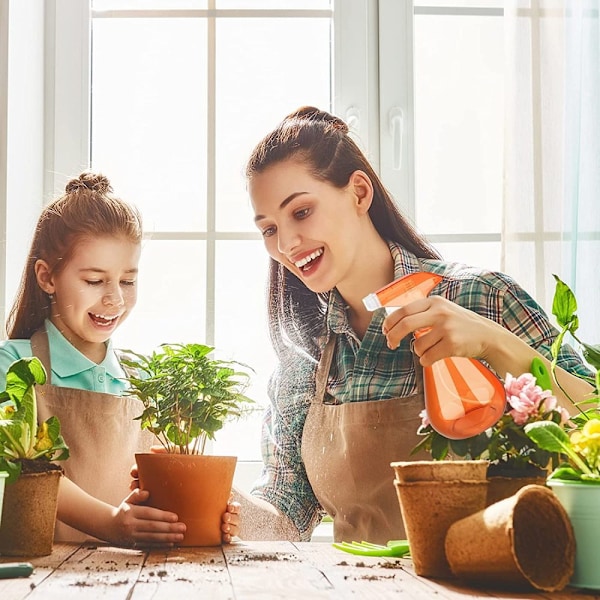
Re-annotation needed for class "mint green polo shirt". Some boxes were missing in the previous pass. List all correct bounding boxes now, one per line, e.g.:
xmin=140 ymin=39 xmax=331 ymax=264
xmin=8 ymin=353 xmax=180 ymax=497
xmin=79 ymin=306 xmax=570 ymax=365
xmin=0 ymin=320 xmax=128 ymax=394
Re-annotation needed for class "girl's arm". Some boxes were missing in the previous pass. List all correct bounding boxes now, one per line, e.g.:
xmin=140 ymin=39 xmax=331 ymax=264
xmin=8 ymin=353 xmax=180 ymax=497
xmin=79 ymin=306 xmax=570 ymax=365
xmin=57 ymin=476 xmax=186 ymax=547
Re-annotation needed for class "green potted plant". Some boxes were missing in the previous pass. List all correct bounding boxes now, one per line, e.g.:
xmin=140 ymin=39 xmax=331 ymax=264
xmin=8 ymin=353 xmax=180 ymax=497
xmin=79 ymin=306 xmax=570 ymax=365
xmin=0 ymin=357 xmax=69 ymax=556
xmin=121 ymin=343 xmax=255 ymax=546
xmin=412 ymin=372 xmax=569 ymax=505
xmin=523 ymin=274 xmax=600 ymax=590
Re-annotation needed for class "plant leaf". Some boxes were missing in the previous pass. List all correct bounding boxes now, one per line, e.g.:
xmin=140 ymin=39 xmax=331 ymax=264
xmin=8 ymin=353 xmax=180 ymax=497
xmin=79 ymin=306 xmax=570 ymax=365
xmin=551 ymin=274 xmax=578 ymax=330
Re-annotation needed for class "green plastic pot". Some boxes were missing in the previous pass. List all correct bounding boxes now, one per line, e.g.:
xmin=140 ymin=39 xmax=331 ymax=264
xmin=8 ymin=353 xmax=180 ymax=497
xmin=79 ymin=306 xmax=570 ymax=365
xmin=548 ymin=479 xmax=600 ymax=590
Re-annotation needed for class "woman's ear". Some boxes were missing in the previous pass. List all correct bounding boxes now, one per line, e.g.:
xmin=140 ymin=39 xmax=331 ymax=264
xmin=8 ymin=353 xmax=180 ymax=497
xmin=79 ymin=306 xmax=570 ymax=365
xmin=349 ymin=170 xmax=374 ymax=215
xmin=34 ymin=260 xmax=55 ymax=295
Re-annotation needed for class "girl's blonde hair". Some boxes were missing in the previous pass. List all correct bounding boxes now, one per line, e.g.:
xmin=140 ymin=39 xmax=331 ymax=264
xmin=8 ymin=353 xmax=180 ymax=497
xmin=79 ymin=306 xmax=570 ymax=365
xmin=6 ymin=172 xmax=143 ymax=339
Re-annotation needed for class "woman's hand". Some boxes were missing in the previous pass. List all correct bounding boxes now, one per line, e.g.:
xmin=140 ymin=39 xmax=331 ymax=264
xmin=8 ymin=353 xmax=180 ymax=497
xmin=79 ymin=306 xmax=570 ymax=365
xmin=221 ymin=496 xmax=241 ymax=543
xmin=382 ymin=296 xmax=501 ymax=366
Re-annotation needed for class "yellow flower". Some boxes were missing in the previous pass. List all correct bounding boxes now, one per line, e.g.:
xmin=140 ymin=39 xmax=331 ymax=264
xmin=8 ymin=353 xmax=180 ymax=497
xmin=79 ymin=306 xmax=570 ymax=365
xmin=35 ymin=422 xmax=53 ymax=452
xmin=571 ymin=419 xmax=600 ymax=473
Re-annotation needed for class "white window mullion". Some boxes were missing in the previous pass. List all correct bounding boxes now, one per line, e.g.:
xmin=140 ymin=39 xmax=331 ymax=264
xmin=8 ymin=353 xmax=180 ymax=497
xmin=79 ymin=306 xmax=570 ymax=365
xmin=44 ymin=0 xmax=91 ymax=200
xmin=378 ymin=0 xmax=415 ymax=220
xmin=333 ymin=0 xmax=379 ymax=166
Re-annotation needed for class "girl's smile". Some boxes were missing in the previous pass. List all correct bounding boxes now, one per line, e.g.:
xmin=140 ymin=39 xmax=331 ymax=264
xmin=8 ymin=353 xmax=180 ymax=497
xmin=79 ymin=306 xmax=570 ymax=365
xmin=35 ymin=235 xmax=141 ymax=363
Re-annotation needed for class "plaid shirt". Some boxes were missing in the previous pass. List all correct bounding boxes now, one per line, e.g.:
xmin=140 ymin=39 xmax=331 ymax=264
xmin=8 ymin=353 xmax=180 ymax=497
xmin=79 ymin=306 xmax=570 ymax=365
xmin=251 ymin=243 xmax=591 ymax=539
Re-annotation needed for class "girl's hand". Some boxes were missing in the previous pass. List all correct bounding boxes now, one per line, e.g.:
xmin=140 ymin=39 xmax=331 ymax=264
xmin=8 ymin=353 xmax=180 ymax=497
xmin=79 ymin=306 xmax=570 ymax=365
xmin=221 ymin=496 xmax=241 ymax=543
xmin=382 ymin=296 xmax=501 ymax=366
xmin=111 ymin=488 xmax=186 ymax=548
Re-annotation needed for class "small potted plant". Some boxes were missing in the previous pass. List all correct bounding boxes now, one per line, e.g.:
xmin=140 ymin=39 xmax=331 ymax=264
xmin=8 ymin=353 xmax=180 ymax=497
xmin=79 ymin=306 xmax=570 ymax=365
xmin=524 ymin=274 xmax=600 ymax=590
xmin=0 ymin=357 xmax=69 ymax=556
xmin=121 ymin=343 xmax=255 ymax=546
xmin=412 ymin=372 xmax=570 ymax=506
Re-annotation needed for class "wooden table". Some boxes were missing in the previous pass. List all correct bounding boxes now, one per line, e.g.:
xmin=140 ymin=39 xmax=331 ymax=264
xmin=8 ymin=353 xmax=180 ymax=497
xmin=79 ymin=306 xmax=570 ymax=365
xmin=1 ymin=540 xmax=598 ymax=599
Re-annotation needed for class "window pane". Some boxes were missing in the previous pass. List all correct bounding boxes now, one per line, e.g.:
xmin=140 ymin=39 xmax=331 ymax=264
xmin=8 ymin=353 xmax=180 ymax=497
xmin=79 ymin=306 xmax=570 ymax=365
xmin=93 ymin=1 xmax=208 ymax=9
xmin=213 ymin=240 xmax=274 ymax=459
xmin=113 ymin=240 xmax=207 ymax=353
xmin=215 ymin=18 xmax=331 ymax=231
xmin=414 ymin=14 xmax=503 ymax=235
xmin=217 ymin=1 xmax=331 ymax=8
xmin=91 ymin=18 xmax=208 ymax=232
xmin=432 ymin=241 xmax=501 ymax=272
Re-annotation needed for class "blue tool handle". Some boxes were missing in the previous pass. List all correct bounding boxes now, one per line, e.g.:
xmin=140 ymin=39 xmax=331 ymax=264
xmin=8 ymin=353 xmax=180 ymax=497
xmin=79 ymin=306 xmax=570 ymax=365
xmin=0 ymin=562 xmax=34 ymax=579
xmin=530 ymin=357 xmax=553 ymax=391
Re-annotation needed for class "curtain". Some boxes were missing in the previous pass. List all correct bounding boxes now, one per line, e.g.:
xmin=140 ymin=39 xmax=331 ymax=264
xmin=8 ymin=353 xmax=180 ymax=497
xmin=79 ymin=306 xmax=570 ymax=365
xmin=503 ymin=0 xmax=600 ymax=343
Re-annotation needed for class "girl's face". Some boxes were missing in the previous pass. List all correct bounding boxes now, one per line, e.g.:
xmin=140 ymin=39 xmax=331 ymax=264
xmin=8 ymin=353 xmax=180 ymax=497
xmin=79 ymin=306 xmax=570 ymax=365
xmin=35 ymin=236 xmax=141 ymax=361
xmin=250 ymin=160 xmax=373 ymax=295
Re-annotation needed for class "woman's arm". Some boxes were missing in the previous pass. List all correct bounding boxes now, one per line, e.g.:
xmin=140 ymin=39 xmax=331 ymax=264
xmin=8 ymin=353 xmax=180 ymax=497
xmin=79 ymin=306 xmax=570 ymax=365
xmin=57 ymin=476 xmax=186 ymax=547
xmin=383 ymin=294 xmax=594 ymax=412
xmin=231 ymin=486 xmax=300 ymax=541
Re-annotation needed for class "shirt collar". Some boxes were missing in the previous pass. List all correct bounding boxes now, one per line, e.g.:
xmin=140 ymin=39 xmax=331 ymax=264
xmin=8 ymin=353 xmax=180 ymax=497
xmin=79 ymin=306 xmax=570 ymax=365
xmin=44 ymin=319 xmax=123 ymax=379
xmin=325 ymin=242 xmax=422 ymax=335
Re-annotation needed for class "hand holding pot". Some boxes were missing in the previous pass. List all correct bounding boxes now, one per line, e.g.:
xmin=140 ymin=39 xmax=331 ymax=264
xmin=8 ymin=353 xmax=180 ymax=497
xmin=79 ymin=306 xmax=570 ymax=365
xmin=129 ymin=450 xmax=241 ymax=544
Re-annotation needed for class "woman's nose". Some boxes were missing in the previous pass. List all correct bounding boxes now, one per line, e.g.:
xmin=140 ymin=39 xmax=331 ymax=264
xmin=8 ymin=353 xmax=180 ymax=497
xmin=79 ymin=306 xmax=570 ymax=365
xmin=277 ymin=227 xmax=301 ymax=256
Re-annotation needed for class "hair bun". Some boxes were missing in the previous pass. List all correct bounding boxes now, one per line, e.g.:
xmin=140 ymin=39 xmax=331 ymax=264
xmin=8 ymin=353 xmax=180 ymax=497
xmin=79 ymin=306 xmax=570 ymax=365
xmin=65 ymin=172 xmax=113 ymax=195
xmin=285 ymin=106 xmax=349 ymax=134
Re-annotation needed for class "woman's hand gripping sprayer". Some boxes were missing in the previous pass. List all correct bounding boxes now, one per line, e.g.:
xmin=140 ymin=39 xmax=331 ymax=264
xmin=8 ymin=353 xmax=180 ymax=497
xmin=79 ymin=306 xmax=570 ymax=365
xmin=363 ymin=272 xmax=506 ymax=439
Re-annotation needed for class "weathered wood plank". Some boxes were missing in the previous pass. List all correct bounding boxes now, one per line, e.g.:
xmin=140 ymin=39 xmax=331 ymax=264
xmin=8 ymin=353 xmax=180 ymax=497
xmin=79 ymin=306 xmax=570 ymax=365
xmin=129 ymin=546 xmax=234 ymax=600
xmin=1 ymin=540 xmax=597 ymax=599
xmin=223 ymin=540 xmax=336 ymax=599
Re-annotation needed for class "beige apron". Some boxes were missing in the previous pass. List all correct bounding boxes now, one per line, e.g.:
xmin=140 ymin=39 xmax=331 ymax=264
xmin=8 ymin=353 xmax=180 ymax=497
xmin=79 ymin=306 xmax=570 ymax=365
xmin=301 ymin=335 xmax=427 ymax=544
xmin=31 ymin=330 xmax=155 ymax=542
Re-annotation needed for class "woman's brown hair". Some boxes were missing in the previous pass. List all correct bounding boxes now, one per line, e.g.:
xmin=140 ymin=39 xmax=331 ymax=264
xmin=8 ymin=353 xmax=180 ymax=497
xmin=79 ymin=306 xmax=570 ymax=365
xmin=245 ymin=106 xmax=441 ymax=360
xmin=6 ymin=172 xmax=142 ymax=339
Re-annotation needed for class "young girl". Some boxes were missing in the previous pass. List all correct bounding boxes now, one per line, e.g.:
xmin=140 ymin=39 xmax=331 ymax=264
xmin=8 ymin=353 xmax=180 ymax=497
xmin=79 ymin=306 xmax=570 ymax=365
xmin=0 ymin=172 xmax=239 ymax=546
xmin=233 ymin=106 xmax=594 ymax=545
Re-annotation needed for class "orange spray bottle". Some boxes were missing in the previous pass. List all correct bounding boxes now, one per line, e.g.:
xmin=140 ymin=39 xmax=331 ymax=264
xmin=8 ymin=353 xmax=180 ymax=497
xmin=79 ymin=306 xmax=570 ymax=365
xmin=363 ymin=271 xmax=506 ymax=439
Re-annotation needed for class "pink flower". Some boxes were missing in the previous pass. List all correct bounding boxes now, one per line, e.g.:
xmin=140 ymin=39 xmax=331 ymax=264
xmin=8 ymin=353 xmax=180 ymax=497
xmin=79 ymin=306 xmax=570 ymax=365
xmin=504 ymin=372 xmax=558 ymax=426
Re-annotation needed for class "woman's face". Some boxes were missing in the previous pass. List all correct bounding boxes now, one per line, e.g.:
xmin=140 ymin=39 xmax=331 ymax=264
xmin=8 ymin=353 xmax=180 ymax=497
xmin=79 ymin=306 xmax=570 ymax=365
xmin=35 ymin=235 xmax=141 ymax=359
xmin=249 ymin=160 xmax=373 ymax=295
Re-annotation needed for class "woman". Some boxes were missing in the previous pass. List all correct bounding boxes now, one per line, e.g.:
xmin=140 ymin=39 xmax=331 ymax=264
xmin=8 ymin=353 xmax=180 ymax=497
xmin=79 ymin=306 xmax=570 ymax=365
xmin=233 ymin=106 xmax=592 ymax=544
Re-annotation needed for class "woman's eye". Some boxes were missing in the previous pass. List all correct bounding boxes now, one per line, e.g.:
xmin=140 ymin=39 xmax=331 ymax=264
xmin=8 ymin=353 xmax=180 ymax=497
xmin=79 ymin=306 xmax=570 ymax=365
xmin=294 ymin=208 xmax=310 ymax=220
xmin=86 ymin=280 xmax=102 ymax=286
xmin=261 ymin=226 xmax=276 ymax=238
xmin=121 ymin=280 xmax=136 ymax=287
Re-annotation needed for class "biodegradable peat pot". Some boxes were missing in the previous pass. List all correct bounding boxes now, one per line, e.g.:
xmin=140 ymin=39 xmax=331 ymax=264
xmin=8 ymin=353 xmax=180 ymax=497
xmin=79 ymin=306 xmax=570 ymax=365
xmin=0 ymin=468 xmax=62 ymax=557
xmin=486 ymin=464 xmax=548 ymax=506
xmin=391 ymin=460 xmax=488 ymax=578
xmin=136 ymin=453 xmax=237 ymax=547
xmin=445 ymin=484 xmax=574 ymax=592
xmin=547 ymin=480 xmax=600 ymax=590
xmin=392 ymin=459 xmax=489 ymax=483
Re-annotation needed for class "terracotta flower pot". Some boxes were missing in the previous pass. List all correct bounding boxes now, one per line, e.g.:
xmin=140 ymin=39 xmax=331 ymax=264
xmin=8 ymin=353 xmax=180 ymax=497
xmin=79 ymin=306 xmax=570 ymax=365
xmin=135 ymin=453 xmax=236 ymax=547
xmin=445 ymin=484 xmax=574 ymax=591
xmin=391 ymin=460 xmax=488 ymax=578
xmin=0 ymin=468 xmax=62 ymax=557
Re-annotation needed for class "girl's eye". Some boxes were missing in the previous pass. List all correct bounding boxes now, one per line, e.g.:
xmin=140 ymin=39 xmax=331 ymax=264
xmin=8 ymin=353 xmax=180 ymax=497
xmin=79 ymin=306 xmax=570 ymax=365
xmin=121 ymin=280 xmax=136 ymax=287
xmin=86 ymin=280 xmax=102 ymax=286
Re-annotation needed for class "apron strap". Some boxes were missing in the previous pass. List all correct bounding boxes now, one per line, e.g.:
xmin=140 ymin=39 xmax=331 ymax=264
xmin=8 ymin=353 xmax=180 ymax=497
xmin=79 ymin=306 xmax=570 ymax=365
xmin=313 ymin=335 xmax=336 ymax=405
xmin=30 ymin=328 xmax=52 ymax=384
